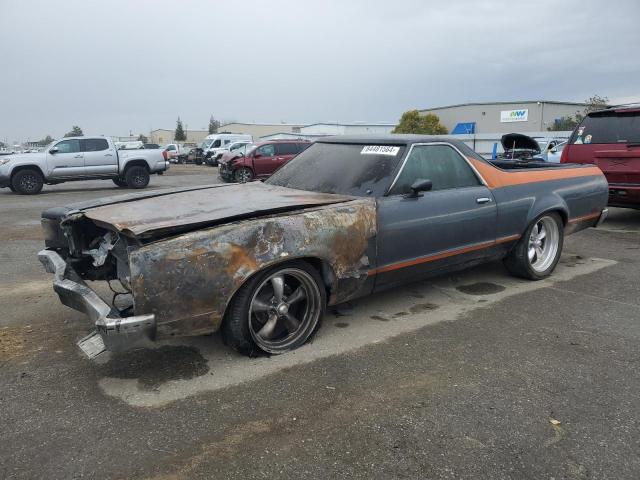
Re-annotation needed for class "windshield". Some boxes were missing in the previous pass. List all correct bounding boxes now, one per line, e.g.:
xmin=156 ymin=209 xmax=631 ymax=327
xmin=266 ymin=142 xmax=405 ymax=196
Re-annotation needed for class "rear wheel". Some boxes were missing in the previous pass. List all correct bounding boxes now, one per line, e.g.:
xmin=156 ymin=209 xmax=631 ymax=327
xmin=12 ymin=169 xmax=44 ymax=195
xmin=504 ymin=212 xmax=563 ymax=280
xmin=234 ymin=167 xmax=253 ymax=183
xmin=112 ymin=178 xmax=128 ymax=187
xmin=222 ymin=261 xmax=326 ymax=355
xmin=125 ymin=165 xmax=150 ymax=189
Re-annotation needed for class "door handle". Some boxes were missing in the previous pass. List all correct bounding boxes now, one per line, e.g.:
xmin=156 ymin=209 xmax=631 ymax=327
xmin=105 ymin=153 xmax=113 ymax=157
xmin=74 ymin=155 xmax=83 ymax=158
xmin=476 ymin=197 xmax=491 ymax=204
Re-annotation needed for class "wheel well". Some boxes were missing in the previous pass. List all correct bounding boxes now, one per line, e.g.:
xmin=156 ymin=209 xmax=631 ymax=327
xmin=544 ymin=208 xmax=568 ymax=226
xmin=123 ymin=160 xmax=150 ymax=173
xmin=10 ymin=165 xmax=45 ymax=181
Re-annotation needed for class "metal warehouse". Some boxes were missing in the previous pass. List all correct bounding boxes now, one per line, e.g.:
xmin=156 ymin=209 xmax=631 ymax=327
xmin=419 ymin=101 xmax=589 ymax=134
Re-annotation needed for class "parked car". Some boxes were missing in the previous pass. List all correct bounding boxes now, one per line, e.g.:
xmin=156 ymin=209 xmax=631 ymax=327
xmin=143 ymin=143 xmax=160 ymax=149
xmin=539 ymin=141 xmax=566 ymax=163
xmin=202 ymin=133 xmax=253 ymax=165
xmin=115 ymin=141 xmax=144 ymax=150
xmin=38 ymin=135 xmax=608 ymax=358
xmin=218 ymin=140 xmax=311 ymax=182
xmin=214 ymin=143 xmax=255 ymax=169
xmin=183 ymin=147 xmax=205 ymax=164
xmin=561 ymin=106 xmax=640 ymax=208
xmin=208 ymin=141 xmax=253 ymax=166
xmin=0 ymin=136 xmax=169 ymax=194
xmin=162 ymin=143 xmax=193 ymax=163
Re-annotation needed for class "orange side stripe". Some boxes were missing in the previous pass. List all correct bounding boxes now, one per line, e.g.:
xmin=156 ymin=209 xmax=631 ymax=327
xmin=568 ymin=212 xmax=600 ymax=224
xmin=368 ymin=234 xmax=521 ymax=276
xmin=468 ymin=157 xmax=604 ymax=189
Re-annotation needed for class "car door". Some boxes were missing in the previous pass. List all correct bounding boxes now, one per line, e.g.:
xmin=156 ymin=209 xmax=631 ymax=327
xmin=273 ymin=142 xmax=299 ymax=170
xmin=46 ymin=139 xmax=84 ymax=177
xmin=375 ymin=143 xmax=497 ymax=289
xmin=252 ymin=143 xmax=277 ymax=177
xmin=81 ymin=138 xmax=116 ymax=175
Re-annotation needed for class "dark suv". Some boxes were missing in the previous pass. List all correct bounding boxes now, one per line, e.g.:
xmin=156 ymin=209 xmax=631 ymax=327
xmin=561 ymin=106 xmax=640 ymax=208
xmin=218 ymin=140 xmax=310 ymax=183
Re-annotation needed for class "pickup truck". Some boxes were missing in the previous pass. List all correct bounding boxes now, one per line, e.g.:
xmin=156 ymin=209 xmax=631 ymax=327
xmin=0 ymin=136 xmax=169 ymax=195
xmin=39 ymin=135 xmax=608 ymax=359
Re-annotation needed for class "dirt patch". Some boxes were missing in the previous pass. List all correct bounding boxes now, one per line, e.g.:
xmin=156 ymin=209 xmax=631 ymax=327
xmin=456 ymin=282 xmax=505 ymax=295
xmin=0 ymin=225 xmax=43 ymax=241
xmin=409 ymin=303 xmax=439 ymax=313
xmin=334 ymin=322 xmax=350 ymax=328
xmin=370 ymin=315 xmax=390 ymax=322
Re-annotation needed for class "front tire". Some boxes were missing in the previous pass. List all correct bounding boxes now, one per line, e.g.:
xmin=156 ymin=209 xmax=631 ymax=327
xmin=234 ymin=167 xmax=253 ymax=183
xmin=112 ymin=178 xmax=128 ymax=187
xmin=504 ymin=212 xmax=563 ymax=280
xmin=11 ymin=169 xmax=44 ymax=195
xmin=125 ymin=165 xmax=150 ymax=189
xmin=222 ymin=261 xmax=326 ymax=356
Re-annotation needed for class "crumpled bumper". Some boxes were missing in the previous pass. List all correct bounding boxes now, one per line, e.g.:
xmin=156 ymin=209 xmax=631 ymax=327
xmin=38 ymin=249 xmax=156 ymax=358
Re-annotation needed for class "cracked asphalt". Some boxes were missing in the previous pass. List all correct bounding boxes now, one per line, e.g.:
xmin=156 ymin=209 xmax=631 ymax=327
xmin=1 ymin=167 xmax=639 ymax=479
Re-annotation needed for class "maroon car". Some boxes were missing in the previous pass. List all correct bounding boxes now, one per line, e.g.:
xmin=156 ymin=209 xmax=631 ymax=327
xmin=561 ymin=106 xmax=640 ymax=208
xmin=218 ymin=140 xmax=310 ymax=183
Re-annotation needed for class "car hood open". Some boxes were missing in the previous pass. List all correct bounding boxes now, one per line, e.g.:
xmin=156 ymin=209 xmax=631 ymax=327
xmin=501 ymin=133 xmax=541 ymax=153
xmin=71 ymin=182 xmax=355 ymax=238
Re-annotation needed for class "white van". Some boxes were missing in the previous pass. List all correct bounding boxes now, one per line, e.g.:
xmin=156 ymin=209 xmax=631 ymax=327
xmin=202 ymin=133 xmax=253 ymax=163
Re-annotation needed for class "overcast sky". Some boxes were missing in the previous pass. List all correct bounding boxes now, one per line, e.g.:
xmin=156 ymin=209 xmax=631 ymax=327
xmin=1 ymin=0 xmax=639 ymax=142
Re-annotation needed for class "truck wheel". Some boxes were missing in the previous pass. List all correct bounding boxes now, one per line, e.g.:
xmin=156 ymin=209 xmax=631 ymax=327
xmin=112 ymin=178 xmax=128 ymax=187
xmin=504 ymin=212 xmax=564 ymax=280
xmin=125 ymin=166 xmax=150 ymax=189
xmin=234 ymin=167 xmax=253 ymax=183
xmin=222 ymin=260 xmax=326 ymax=356
xmin=12 ymin=169 xmax=44 ymax=195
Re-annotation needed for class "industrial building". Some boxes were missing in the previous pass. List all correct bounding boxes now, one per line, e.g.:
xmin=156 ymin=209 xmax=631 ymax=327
xmin=419 ymin=101 xmax=589 ymax=134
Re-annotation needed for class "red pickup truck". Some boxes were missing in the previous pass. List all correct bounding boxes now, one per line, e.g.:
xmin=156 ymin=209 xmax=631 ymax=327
xmin=561 ymin=106 xmax=640 ymax=208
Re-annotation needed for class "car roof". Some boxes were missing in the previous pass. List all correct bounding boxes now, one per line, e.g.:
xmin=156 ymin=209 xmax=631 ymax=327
xmin=256 ymin=139 xmax=311 ymax=145
xmin=316 ymin=134 xmax=469 ymax=149
xmin=590 ymin=106 xmax=640 ymax=115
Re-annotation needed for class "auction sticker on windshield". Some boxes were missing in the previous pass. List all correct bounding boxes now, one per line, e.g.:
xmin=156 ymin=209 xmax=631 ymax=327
xmin=361 ymin=145 xmax=400 ymax=156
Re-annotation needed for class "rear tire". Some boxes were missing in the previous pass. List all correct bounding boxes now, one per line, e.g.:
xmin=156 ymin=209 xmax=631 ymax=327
xmin=11 ymin=169 xmax=44 ymax=195
xmin=234 ymin=167 xmax=253 ymax=183
xmin=112 ymin=178 xmax=128 ymax=187
xmin=222 ymin=260 xmax=326 ymax=356
xmin=125 ymin=165 xmax=150 ymax=189
xmin=504 ymin=212 xmax=563 ymax=280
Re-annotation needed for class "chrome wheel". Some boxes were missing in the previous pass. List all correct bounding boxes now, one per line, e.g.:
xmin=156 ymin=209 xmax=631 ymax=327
xmin=248 ymin=268 xmax=322 ymax=352
xmin=235 ymin=168 xmax=253 ymax=183
xmin=528 ymin=216 xmax=560 ymax=273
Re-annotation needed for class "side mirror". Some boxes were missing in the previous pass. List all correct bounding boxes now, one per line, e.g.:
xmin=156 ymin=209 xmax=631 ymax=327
xmin=406 ymin=179 xmax=432 ymax=198
xmin=550 ymin=148 xmax=557 ymax=153
xmin=49 ymin=147 xmax=58 ymax=154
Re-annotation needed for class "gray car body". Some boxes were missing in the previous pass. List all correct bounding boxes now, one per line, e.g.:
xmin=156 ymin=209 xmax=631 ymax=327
xmin=0 ymin=136 xmax=168 ymax=189
xmin=38 ymin=135 xmax=608 ymax=352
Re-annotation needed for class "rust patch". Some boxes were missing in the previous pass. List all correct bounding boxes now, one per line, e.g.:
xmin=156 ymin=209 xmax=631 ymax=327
xmin=225 ymin=244 xmax=258 ymax=278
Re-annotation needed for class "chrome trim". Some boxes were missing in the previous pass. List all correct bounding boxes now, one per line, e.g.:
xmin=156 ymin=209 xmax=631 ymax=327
xmin=596 ymin=208 xmax=609 ymax=227
xmin=385 ymin=142 xmax=488 ymax=195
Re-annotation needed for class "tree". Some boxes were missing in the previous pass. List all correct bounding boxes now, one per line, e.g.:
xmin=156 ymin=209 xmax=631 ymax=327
xmin=138 ymin=133 xmax=148 ymax=144
xmin=36 ymin=135 xmax=54 ymax=146
xmin=547 ymin=94 xmax=609 ymax=131
xmin=208 ymin=115 xmax=220 ymax=134
xmin=392 ymin=110 xmax=448 ymax=135
xmin=174 ymin=117 xmax=186 ymax=141
xmin=64 ymin=126 xmax=83 ymax=137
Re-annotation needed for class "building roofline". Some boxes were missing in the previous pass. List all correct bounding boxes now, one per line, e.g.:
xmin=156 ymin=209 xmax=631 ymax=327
xmin=218 ymin=122 xmax=305 ymax=127
xmin=302 ymin=122 xmax=396 ymax=128
xmin=419 ymin=100 xmax=590 ymax=111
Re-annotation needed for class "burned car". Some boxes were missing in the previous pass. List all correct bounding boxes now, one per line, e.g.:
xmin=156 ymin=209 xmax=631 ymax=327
xmin=39 ymin=135 xmax=609 ymax=358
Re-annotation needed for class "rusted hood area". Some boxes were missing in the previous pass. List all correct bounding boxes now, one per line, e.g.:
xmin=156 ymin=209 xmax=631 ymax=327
xmin=81 ymin=182 xmax=356 ymax=238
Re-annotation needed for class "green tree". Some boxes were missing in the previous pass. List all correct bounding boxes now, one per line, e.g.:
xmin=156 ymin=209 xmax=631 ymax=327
xmin=36 ymin=135 xmax=54 ymax=146
xmin=174 ymin=117 xmax=186 ymax=141
xmin=208 ymin=115 xmax=220 ymax=134
xmin=547 ymin=95 xmax=609 ymax=131
xmin=138 ymin=133 xmax=149 ymax=144
xmin=547 ymin=116 xmax=579 ymax=131
xmin=392 ymin=110 xmax=448 ymax=134
xmin=64 ymin=126 xmax=83 ymax=137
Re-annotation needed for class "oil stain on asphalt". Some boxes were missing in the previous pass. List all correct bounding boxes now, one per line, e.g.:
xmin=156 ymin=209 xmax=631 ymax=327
xmin=456 ymin=282 xmax=506 ymax=295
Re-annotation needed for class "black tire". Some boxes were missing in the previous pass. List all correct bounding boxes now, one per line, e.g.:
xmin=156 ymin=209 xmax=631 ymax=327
xmin=8 ymin=183 xmax=16 ymax=192
xmin=222 ymin=260 xmax=326 ymax=356
xmin=11 ymin=169 xmax=44 ymax=195
xmin=112 ymin=178 xmax=128 ymax=187
xmin=504 ymin=212 xmax=564 ymax=280
xmin=234 ymin=167 xmax=253 ymax=183
xmin=124 ymin=165 xmax=150 ymax=189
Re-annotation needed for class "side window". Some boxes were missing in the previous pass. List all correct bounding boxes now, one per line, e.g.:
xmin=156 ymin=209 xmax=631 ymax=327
xmin=167 ymin=145 xmax=176 ymax=151
xmin=257 ymin=144 xmax=275 ymax=157
xmin=298 ymin=143 xmax=311 ymax=153
xmin=275 ymin=143 xmax=299 ymax=155
xmin=54 ymin=139 xmax=80 ymax=154
xmin=81 ymin=139 xmax=109 ymax=152
xmin=224 ymin=139 xmax=231 ymax=145
xmin=574 ymin=113 xmax=640 ymax=144
xmin=389 ymin=144 xmax=480 ymax=195
xmin=212 ymin=140 xmax=222 ymax=148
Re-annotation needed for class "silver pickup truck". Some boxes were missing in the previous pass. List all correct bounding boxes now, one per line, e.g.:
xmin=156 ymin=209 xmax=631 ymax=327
xmin=0 ymin=136 xmax=169 ymax=194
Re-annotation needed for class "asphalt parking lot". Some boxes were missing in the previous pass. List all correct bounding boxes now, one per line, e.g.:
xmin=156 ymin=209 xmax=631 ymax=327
xmin=1 ymin=167 xmax=639 ymax=479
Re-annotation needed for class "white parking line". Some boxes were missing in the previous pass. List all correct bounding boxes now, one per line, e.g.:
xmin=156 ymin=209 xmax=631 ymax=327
xmin=99 ymin=255 xmax=615 ymax=407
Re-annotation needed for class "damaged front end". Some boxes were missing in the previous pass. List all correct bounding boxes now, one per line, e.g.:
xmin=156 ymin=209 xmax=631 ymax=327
xmin=39 ymin=209 xmax=154 ymax=358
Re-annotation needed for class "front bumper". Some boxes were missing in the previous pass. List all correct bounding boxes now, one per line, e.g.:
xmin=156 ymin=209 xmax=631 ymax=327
xmin=0 ymin=168 xmax=10 ymax=188
xmin=596 ymin=208 xmax=609 ymax=227
xmin=38 ymin=249 xmax=156 ymax=358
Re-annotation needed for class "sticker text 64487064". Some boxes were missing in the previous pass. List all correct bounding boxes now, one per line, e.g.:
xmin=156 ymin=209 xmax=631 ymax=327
xmin=360 ymin=145 xmax=400 ymax=156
